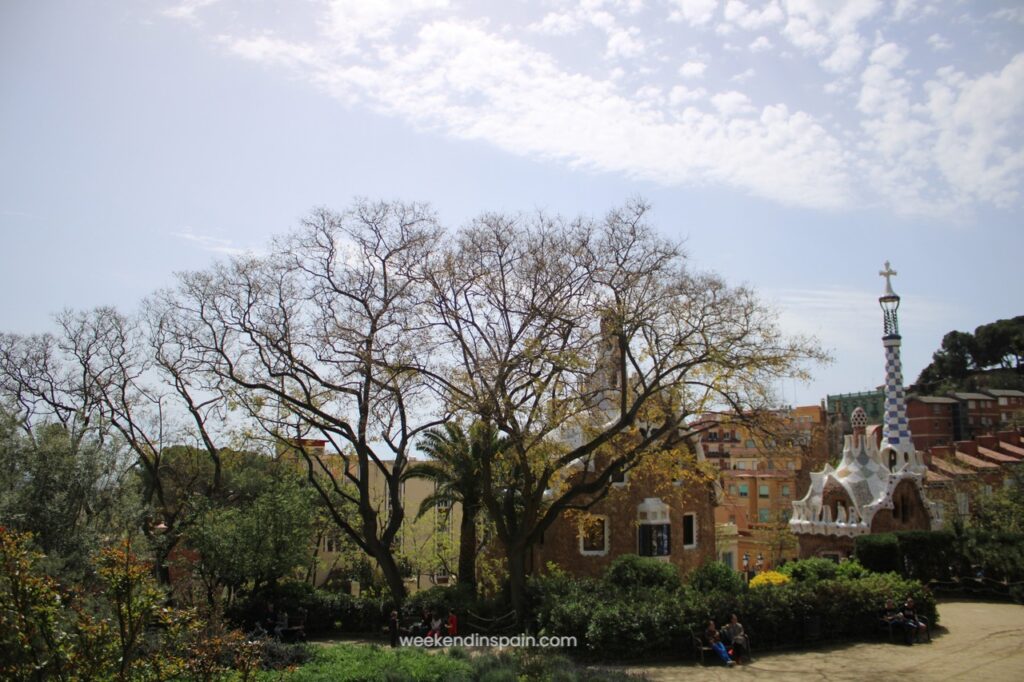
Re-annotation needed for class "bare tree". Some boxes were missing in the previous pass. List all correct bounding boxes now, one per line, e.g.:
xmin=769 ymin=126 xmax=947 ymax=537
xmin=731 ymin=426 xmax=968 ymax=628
xmin=155 ymin=200 xmax=445 ymax=603
xmin=423 ymin=199 xmax=825 ymax=619
xmin=1 ymin=306 xmax=234 ymax=585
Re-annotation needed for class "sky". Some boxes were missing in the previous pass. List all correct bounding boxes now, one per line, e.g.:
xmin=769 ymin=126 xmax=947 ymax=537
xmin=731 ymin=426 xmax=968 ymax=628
xmin=1 ymin=0 xmax=1022 ymax=407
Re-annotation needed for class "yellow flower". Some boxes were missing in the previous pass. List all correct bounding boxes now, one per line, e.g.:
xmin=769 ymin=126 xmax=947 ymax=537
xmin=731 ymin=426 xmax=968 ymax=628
xmin=749 ymin=571 xmax=790 ymax=588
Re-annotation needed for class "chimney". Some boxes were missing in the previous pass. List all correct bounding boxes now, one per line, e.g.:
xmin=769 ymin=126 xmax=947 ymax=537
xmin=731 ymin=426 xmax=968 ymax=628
xmin=955 ymin=440 xmax=978 ymax=456
xmin=977 ymin=435 xmax=998 ymax=451
xmin=997 ymin=430 xmax=1022 ymax=445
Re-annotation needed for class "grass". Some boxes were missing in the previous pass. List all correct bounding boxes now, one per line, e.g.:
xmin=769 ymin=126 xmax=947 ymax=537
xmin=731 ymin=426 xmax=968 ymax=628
xmin=255 ymin=643 xmax=648 ymax=681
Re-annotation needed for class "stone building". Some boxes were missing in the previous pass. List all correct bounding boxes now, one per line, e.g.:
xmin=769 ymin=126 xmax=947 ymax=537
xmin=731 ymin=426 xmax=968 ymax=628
xmin=790 ymin=262 xmax=941 ymax=559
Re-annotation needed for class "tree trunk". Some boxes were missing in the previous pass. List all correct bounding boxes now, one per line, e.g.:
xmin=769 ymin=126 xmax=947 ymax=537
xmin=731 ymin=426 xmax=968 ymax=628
xmin=458 ymin=504 xmax=478 ymax=593
xmin=373 ymin=544 xmax=408 ymax=606
xmin=506 ymin=542 xmax=529 ymax=630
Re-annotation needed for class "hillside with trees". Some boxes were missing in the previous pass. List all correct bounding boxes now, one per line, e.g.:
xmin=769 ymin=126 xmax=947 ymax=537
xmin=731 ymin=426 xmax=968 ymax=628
xmin=914 ymin=316 xmax=1024 ymax=394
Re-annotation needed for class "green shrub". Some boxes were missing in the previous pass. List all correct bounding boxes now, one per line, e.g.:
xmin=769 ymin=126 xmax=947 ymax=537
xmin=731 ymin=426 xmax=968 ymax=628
xmin=855 ymin=533 xmax=899 ymax=573
xmin=961 ymin=529 xmax=1024 ymax=583
xmin=779 ymin=558 xmax=838 ymax=583
xmin=228 ymin=582 xmax=389 ymax=634
xmin=687 ymin=560 xmax=745 ymax=594
xmin=403 ymin=584 xmax=476 ymax=621
xmin=835 ymin=559 xmax=870 ymax=580
xmin=602 ymin=554 xmax=682 ymax=594
xmin=895 ymin=530 xmax=956 ymax=581
xmin=584 ymin=597 xmax=681 ymax=659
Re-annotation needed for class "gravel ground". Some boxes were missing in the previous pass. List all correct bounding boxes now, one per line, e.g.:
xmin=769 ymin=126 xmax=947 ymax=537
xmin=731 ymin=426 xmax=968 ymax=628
xmin=610 ymin=601 xmax=1024 ymax=682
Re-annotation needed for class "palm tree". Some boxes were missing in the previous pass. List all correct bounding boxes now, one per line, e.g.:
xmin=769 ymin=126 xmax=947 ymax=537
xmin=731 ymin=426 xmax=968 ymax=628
xmin=404 ymin=421 xmax=503 ymax=594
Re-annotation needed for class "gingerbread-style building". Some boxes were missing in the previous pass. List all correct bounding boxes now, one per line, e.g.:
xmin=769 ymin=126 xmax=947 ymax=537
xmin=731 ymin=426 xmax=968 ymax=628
xmin=789 ymin=262 xmax=942 ymax=559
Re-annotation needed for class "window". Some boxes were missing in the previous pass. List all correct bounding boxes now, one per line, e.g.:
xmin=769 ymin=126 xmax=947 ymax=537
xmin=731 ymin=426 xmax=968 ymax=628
xmin=611 ymin=469 xmax=629 ymax=487
xmin=736 ymin=461 xmax=746 ymax=470
xmin=745 ymin=439 xmax=755 ymax=448
xmin=956 ymin=491 xmax=970 ymax=517
xmin=721 ymin=551 xmax=734 ymax=570
xmin=758 ymin=484 xmax=770 ymax=498
xmin=579 ymin=515 xmax=609 ymax=556
xmin=782 ymin=484 xmax=791 ymax=497
xmin=738 ymin=484 xmax=749 ymax=498
xmin=728 ymin=514 xmax=736 ymax=524
xmin=999 ymin=397 xmax=1008 ymax=406
xmin=637 ymin=498 xmax=671 ymax=557
xmin=728 ymin=484 xmax=738 ymax=496
xmin=638 ymin=524 xmax=671 ymax=556
xmin=787 ymin=461 xmax=796 ymax=470
xmin=758 ymin=508 xmax=771 ymax=523
xmin=781 ymin=509 xmax=792 ymax=522
xmin=682 ymin=513 xmax=697 ymax=549
xmin=933 ymin=404 xmax=942 ymax=415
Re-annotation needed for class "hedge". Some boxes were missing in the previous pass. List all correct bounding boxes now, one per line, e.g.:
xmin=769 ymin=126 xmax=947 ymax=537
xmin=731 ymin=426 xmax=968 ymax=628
xmin=855 ymin=529 xmax=1024 ymax=588
xmin=530 ymin=555 xmax=937 ymax=660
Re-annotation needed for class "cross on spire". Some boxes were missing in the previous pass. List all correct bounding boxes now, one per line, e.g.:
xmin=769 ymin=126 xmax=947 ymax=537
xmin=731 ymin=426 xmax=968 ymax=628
xmin=879 ymin=260 xmax=897 ymax=296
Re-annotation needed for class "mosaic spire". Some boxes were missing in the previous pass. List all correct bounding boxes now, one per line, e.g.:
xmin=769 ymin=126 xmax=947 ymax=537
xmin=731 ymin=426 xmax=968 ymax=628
xmin=878 ymin=263 xmax=915 ymax=464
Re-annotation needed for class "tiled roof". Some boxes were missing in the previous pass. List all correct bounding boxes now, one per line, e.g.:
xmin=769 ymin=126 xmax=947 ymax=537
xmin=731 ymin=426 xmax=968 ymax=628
xmin=954 ymin=451 xmax=1000 ymax=469
xmin=950 ymin=392 xmax=995 ymax=401
xmin=977 ymin=446 xmax=1020 ymax=464
xmin=929 ymin=457 xmax=974 ymax=476
xmin=911 ymin=395 xmax=958 ymax=404
xmin=999 ymin=441 xmax=1024 ymax=457
xmin=982 ymin=389 xmax=1024 ymax=397
xmin=924 ymin=469 xmax=952 ymax=484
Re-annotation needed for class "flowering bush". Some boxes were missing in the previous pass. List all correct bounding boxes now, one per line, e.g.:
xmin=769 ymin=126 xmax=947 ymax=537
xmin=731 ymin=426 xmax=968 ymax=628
xmin=749 ymin=571 xmax=791 ymax=588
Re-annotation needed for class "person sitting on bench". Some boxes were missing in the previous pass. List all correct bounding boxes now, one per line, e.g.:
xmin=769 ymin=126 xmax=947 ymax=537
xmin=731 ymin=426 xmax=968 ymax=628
xmin=902 ymin=598 xmax=928 ymax=642
xmin=704 ymin=620 xmax=736 ymax=667
xmin=721 ymin=613 xmax=751 ymax=663
xmin=880 ymin=598 xmax=913 ymax=644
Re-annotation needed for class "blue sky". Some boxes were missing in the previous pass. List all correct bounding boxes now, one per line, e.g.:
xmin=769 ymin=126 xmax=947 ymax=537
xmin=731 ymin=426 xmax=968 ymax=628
xmin=1 ymin=0 xmax=1022 ymax=406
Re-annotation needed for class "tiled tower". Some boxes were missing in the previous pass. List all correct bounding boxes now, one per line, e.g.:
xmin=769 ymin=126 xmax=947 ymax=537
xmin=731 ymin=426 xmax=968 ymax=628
xmin=878 ymin=262 xmax=920 ymax=471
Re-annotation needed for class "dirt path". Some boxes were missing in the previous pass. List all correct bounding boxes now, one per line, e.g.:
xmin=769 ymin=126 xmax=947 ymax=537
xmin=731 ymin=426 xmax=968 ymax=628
xmin=609 ymin=601 xmax=1024 ymax=681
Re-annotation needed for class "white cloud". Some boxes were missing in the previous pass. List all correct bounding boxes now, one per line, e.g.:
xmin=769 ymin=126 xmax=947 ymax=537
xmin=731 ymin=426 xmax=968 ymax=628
xmin=821 ymin=33 xmax=865 ymax=73
xmin=990 ymin=7 xmax=1024 ymax=25
xmin=926 ymin=55 xmax=1024 ymax=207
xmin=176 ymin=1 xmax=1024 ymax=216
xmin=323 ymin=0 xmax=449 ymax=52
xmin=679 ymin=60 xmax=708 ymax=78
xmin=711 ymin=90 xmax=754 ymax=115
xmin=723 ymin=0 xmax=783 ymax=31
xmin=669 ymin=84 xmax=707 ymax=104
xmin=730 ymin=67 xmax=756 ymax=82
xmin=605 ymin=26 xmax=646 ymax=59
xmin=781 ymin=0 xmax=882 ymax=73
xmin=162 ymin=0 xmax=220 ymax=23
xmin=926 ymin=33 xmax=951 ymax=51
xmin=529 ymin=12 xmax=581 ymax=36
xmin=173 ymin=229 xmax=249 ymax=256
xmin=667 ymin=0 xmax=718 ymax=26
